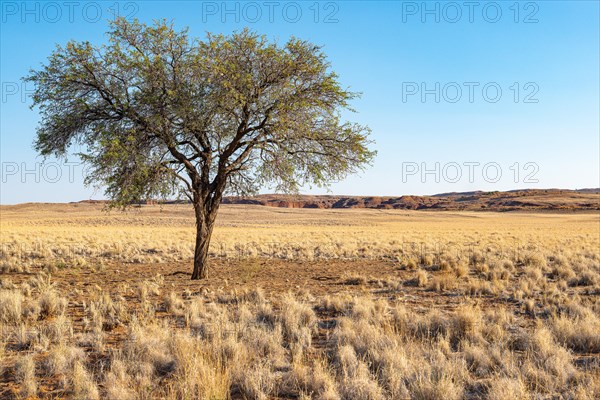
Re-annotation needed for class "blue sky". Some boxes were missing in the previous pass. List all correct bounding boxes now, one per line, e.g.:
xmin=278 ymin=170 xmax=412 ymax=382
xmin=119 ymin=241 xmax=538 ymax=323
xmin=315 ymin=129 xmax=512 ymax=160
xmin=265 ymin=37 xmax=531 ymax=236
xmin=1 ymin=0 xmax=599 ymax=204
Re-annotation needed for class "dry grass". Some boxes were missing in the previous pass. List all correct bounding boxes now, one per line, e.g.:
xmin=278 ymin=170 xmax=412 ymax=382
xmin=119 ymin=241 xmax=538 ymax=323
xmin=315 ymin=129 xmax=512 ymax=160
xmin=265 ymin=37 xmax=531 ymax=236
xmin=0 ymin=203 xmax=598 ymax=399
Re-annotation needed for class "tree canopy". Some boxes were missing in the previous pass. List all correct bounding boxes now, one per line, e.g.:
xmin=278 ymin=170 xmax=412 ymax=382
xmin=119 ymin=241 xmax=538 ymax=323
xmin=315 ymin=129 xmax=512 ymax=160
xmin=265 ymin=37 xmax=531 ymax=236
xmin=26 ymin=18 xmax=376 ymax=278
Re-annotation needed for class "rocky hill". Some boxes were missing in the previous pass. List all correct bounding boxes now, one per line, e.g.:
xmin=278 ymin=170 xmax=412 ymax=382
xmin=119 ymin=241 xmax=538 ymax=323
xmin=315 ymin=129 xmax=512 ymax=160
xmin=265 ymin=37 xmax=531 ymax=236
xmin=220 ymin=189 xmax=600 ymax=212
xmin=74 ymin=189 xmax=600 ymax=212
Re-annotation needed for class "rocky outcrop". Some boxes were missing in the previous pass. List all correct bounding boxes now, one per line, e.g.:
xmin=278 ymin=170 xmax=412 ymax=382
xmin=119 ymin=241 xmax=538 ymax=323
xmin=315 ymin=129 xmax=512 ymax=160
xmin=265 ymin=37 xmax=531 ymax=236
xmin=220 ymin=189 xmax=600 ymax=212
xmin=79 ymin=189 xmax=600 ymax=212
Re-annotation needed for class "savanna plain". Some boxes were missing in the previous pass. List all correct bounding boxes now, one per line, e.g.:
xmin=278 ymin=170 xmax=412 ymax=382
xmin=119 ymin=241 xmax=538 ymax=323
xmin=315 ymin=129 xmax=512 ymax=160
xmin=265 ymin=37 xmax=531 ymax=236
xmin=0 ymin=203 xmax=598 ymax=399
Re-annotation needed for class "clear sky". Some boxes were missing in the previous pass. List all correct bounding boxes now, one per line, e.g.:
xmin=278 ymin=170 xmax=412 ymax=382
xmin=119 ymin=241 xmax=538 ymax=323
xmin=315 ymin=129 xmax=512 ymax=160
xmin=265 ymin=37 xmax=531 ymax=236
xmin=1 ymin=0 xmax=599 ymax=204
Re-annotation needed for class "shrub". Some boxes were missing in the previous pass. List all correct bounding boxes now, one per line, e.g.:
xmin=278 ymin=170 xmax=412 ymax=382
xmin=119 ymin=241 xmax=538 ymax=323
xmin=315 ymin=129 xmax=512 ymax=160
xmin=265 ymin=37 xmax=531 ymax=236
xmin=15 ymin=354 xmax=37 ymax=398
xmin=39 ymin=290 xmax=67 ymax=319
xmin=0 ymin=290 xmax=23 ymax=324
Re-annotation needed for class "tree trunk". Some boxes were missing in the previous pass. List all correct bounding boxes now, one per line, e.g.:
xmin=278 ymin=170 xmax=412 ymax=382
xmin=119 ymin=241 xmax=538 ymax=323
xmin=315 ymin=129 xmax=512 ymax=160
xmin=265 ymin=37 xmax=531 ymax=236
xmin=191 ymin=203 xmax=216 ymax=280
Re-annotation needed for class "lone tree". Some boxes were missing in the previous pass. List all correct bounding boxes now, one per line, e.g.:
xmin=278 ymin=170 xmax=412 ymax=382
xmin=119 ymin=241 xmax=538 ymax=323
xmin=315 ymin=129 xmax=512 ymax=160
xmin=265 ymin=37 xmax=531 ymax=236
xmin=26 ymin=18 xmax=376 ymax=279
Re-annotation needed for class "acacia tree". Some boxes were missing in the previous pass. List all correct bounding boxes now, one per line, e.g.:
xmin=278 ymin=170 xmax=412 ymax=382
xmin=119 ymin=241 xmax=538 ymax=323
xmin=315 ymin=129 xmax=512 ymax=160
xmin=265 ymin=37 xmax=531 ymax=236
xmin=26 ymin=18 xmax=375 ymax=279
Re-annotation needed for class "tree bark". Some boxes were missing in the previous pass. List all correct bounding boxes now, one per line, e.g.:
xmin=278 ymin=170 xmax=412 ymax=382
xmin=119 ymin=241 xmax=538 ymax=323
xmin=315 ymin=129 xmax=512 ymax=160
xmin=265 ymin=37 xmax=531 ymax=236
xmin=191 ymin=202 xmax=216 ymax=280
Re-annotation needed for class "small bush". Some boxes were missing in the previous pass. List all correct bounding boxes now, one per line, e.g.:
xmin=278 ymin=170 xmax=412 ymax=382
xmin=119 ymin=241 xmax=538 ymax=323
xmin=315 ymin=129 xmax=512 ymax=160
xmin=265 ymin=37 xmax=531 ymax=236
xmin=0 ymin=290 xmax=23 ymax=324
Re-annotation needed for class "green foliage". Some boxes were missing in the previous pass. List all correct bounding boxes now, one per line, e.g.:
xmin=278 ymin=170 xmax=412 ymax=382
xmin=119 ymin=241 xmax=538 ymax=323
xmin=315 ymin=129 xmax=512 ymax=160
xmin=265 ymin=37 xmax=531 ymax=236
xmin=26 ymin=18 xmax=376 ymax=209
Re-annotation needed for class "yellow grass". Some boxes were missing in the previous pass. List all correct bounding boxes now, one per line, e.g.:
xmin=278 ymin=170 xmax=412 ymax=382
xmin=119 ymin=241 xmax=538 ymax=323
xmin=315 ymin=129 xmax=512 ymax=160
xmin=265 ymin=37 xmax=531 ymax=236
xmin=1 ymin=202 xmax=598 ymax=264
xmin=0 ymin=203 xmax=598 ymax=399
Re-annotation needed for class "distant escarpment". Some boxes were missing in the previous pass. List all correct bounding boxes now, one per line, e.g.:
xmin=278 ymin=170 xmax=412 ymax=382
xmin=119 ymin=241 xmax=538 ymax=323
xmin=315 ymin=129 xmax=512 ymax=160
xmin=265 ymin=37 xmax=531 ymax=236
xmin=220 ymin=189 xmax=600 ymax=212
